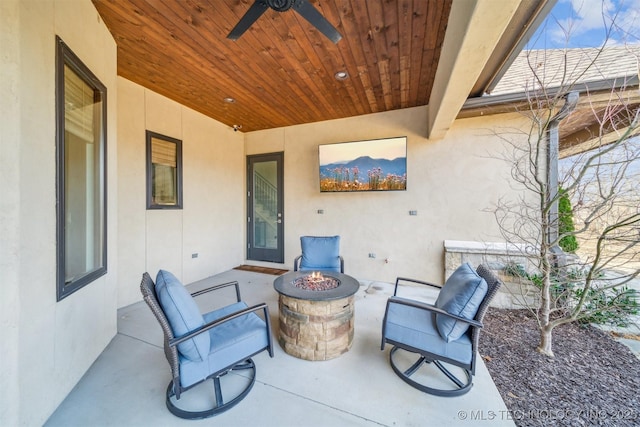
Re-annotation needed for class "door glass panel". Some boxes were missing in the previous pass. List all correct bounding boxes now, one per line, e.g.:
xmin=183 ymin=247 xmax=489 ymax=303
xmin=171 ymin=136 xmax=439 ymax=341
xmin=247 ymin=152 xmax=284 ymax=263
xmin=253 ymin=161 xmax=278 ymax=249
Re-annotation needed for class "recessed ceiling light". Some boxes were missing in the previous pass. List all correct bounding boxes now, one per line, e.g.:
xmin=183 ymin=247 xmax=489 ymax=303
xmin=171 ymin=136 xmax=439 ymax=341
xmin=223 ymin=97 xmax=236 ymax=103
xmin=334 ymin=71 xmax=348 ymax=81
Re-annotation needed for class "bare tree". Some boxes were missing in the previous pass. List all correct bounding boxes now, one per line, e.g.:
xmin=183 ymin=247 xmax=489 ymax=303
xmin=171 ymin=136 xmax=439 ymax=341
xmin=492 ymin=42 xmax=640 ymax=357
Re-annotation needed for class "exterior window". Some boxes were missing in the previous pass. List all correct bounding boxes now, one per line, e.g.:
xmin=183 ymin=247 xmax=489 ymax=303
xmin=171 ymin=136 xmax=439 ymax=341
xmin=146 ymin=131 xmax=183 ymax=209
xmin=55 ymin=36 xmax=107 ymax=301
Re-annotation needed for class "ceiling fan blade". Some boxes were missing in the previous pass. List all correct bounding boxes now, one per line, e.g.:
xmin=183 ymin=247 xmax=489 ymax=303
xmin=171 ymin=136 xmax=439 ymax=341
xmin=227 ymin=1 xmax=269 ymax=41
xmin=294 ymin=0 xmax=342 ymax=44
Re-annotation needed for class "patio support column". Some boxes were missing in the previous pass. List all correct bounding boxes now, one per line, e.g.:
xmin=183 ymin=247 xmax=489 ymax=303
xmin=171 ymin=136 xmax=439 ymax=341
xmin=426 ymin=0 xmax=523 ymax=140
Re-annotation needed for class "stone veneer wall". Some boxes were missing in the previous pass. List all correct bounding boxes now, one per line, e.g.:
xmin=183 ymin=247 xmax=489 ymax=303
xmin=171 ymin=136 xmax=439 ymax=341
xmin=444 ymin=240 xmax=539 ymax=309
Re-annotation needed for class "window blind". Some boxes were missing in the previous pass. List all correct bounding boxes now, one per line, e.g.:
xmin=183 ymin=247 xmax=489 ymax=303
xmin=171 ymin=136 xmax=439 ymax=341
xmin=64 ymin=65 xmax=96 ymax=143
xmin=151 ymin=138 xmax=177 ymax=168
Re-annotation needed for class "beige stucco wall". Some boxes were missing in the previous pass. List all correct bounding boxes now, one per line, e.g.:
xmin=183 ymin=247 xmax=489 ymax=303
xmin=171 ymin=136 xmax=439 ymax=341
xmin=115 ymin=85 xmax=524 ymax=294
xmin=0 ymin=0 xmax=118 ymax=425
xmin=246 ymin=107 xmax=520 ymax=283
xmin=0 ymin=1 xmax=21 ymax=425
xmin=116 ymin=78 xmax=246 ymax=308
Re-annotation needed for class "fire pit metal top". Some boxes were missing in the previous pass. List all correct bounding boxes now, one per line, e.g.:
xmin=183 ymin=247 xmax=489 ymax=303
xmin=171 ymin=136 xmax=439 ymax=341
xmin=273 ymin=271 xmax=360 ymax=301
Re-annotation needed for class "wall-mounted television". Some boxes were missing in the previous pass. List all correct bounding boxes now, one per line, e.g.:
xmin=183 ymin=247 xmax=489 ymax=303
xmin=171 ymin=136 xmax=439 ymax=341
xmin=319 ymin=136 xmax=407 ymax=192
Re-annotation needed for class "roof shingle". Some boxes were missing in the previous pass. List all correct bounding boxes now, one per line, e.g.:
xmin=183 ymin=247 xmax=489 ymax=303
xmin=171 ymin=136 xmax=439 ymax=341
xmin=491 ymin=45 xmax=640 ymax=95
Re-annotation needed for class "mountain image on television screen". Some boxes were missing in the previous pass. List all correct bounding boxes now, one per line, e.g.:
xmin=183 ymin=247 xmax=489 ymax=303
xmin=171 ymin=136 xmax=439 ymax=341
xmin=319 ymin=137 xmax=407 ymax=192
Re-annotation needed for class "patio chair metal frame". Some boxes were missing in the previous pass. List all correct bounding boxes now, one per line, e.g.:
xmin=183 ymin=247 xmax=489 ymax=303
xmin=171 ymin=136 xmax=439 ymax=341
xmin=140 ymin=272 xmax=274 ymax=419
xmin=380 ymin=264 xmax=502 ymax=397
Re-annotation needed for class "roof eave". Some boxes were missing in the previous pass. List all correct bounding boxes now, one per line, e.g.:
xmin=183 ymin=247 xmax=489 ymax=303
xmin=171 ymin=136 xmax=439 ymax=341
xmin=458 ymin=75 xmax=640 ymax=119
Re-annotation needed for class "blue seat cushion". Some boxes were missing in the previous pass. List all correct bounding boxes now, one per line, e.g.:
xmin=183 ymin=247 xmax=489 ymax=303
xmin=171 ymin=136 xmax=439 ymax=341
xmin=300 ymin=236 xmax=341 ymax=272
xmin=178 ymin=302 xmax=270 ymax=388
xmin=155 ymin=270 xmax=210 ymax=362
xmin=435 ymin=263 xmax=488 ymax=342
xmin=384 ymin=299 xmax=472 ymax=366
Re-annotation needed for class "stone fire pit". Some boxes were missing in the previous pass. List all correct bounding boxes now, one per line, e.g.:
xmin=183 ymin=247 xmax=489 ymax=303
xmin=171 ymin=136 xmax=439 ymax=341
xmin=273 ymin=271 xmax=360 ymax=361
xmin=292 ymin=271 xmax=340 ymax=291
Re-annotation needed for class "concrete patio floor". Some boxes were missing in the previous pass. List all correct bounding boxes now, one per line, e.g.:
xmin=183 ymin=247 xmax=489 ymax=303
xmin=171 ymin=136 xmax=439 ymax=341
xmin=45 ymin=269 xmax=514 ymax=427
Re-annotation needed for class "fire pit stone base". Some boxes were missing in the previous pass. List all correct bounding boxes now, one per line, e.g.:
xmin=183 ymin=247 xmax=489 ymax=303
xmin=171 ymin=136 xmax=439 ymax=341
xmin=278 ymin=294 xmax=354 ymax=361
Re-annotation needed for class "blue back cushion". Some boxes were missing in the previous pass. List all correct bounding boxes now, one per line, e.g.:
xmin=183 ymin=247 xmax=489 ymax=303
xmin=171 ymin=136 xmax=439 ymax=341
xmin=300 ymin=236 xmax=341 ymax=272
xmin=435 ymin=263 xmax=488 ymax=342
xmin=155 ymin=270 xmax=210 ymax=361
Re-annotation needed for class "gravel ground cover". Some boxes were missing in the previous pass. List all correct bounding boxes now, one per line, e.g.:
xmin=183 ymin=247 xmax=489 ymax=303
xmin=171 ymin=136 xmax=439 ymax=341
xmin=480 ymin=308 xmax=640 ymax=426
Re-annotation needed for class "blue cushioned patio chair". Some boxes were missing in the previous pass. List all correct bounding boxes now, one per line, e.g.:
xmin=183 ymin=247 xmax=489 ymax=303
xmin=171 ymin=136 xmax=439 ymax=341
xmin=294 ymin=235 xmax=344 ymax=273
xmin=140 ymin=271 xmax=274 ymax=419
xmin=381 ymin=264 xmax=502 ymax=397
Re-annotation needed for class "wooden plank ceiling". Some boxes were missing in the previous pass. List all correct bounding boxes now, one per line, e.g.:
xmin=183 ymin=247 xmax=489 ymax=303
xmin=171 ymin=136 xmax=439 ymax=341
xmin=92 ymin=0 xmax=452 ymax=132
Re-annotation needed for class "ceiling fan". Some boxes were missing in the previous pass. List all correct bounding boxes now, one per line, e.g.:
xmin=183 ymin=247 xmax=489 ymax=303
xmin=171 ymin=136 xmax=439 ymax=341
xmin=227 ymin=0 xmax=342 ymax=44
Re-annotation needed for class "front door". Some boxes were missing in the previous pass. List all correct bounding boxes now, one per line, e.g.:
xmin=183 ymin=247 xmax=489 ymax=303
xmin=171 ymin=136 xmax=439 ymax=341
xmin=247 ymin=152 xmax=284 ymax=263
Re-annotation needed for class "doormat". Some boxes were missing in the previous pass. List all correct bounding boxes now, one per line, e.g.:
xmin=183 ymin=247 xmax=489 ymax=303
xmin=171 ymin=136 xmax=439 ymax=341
xmin=233 ymin=265 xmax=289 ymax=276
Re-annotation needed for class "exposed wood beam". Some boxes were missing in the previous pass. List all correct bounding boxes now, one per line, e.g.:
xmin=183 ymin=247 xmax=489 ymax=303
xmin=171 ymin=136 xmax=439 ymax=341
xmin=427 ymin=0 xmax=523 ymax=140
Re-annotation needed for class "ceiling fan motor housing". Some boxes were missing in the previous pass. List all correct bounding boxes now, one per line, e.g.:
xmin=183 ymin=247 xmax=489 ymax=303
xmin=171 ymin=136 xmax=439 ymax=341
xmin=266 ymin=0 xmax=297 ymax=12
xmin=229 ymin=0 xmax=341 ymax=44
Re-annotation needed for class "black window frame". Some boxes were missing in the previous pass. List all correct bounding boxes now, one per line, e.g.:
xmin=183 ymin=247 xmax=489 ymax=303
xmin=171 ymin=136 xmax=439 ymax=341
xmin=55 ymin=36 xmax=108 ymax=301
xmin=146 ymin=130 xmax=183 ymax=209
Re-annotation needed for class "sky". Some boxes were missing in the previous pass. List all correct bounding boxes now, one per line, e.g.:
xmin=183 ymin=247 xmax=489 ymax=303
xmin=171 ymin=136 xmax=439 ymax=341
xmin=527 ymin=0 xmax=640 ymax=49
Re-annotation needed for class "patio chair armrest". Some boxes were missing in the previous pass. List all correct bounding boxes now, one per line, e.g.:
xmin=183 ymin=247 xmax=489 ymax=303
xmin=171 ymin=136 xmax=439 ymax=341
xmin=393 ymin=277 xmax=441 ymax=296
xmin=170 ymin=303 xmax=271 ymax=347
xmin=191 ymin=280 xmax=241 ymax=302
xmin=388 ymin=296 xmax=483 ymax=328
